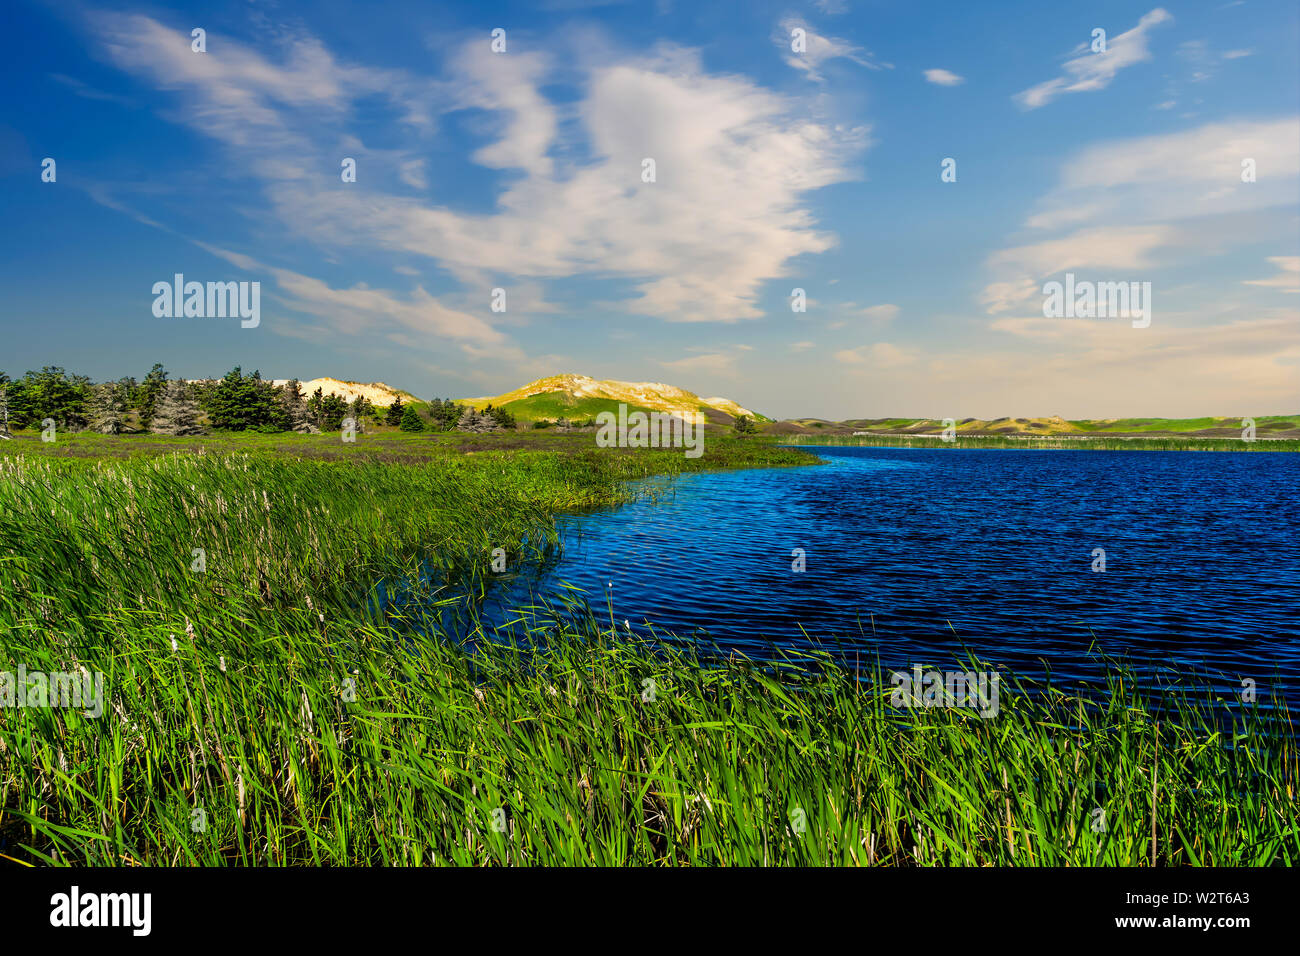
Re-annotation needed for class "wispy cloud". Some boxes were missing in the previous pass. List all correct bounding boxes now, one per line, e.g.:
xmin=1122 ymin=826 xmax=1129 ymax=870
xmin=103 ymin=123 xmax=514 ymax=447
xmin=776 ymin=18 xmax=891 ymax=82
xmin=1244 ymin=256 xmax=1300 ymax=293
xmin=982 ymin=117 xmax=1300 ymax=314
xmin=1013 ymin=8 xmax=1172 ymax=110
xmin=196 ymin=243 xmax=504 ymax=345
xmin=834 ymin=342 xmax=914 ymax=369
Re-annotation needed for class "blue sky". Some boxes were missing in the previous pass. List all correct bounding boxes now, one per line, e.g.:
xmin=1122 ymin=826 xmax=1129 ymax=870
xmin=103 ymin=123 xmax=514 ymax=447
xmin=1 ymin=0 xmax=1297 ymax=419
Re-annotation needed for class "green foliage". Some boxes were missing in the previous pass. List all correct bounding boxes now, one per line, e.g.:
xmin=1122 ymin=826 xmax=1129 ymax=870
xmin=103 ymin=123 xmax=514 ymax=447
xmin=350 ymin=395 xmax=373 ymax=423
xmin=480 ymin=402 xmax=516 ymax=430
xmin=2 ymin=366 xmax=92 ymax=430
xmin=320 ymin=393 xmax=348 ymax=431
xmin=385 ymin=396 xmax=405 ymax=426
xmin=732 ymin=414 xmax=757 ymax=436
xmin=399 ymin=404 xmax=425 ymax=431
xmin=426 ymin=397 xmax=464 ymax=431
xmin=205 ymin=367 xmax=282 ymax=431
xmin=137 ymin=363 xmax=169 ymax=426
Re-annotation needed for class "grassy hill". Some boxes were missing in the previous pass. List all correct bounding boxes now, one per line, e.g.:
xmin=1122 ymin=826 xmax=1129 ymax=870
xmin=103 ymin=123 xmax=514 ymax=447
xmin=461 ymin=373 xmax=767 ymax=424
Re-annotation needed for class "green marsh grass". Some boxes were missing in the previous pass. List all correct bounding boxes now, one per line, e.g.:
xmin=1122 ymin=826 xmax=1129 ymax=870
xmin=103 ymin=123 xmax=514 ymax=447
xmin=0 ymin=434 xmax=1295 ymax=865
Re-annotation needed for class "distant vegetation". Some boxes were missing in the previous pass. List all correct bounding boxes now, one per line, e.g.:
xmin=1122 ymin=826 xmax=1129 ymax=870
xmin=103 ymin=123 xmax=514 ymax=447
xmin=771 ymin=413 xmax=1300 ymax=443
xmin=780 ymin=433 xmax=1300 ymax=452
xmin=0 ymin=366 xmax=520 ymax=438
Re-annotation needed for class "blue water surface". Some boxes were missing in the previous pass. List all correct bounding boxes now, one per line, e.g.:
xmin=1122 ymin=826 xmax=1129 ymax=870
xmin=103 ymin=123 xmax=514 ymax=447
xmin=492 ymin=446 xmax=1300 ymax=698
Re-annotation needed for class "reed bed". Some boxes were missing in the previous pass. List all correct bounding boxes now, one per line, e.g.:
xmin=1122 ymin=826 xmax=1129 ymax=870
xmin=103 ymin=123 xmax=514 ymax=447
xmin=0 ymin=438 xmax=1295 ymax=866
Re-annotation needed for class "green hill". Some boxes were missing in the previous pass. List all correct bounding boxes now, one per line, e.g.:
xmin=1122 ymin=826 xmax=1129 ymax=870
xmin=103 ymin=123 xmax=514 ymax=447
xmin=461 ymin=374 xmax=768 ymax=424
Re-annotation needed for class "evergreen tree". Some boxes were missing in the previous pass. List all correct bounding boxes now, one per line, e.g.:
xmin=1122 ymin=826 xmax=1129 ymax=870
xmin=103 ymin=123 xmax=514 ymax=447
xmin=0 ymin=374 xmax=10 ymax=438
xmin=9 ymin=367 xmax=92 ymax=430
xmin=482 ymin=403 xmax=516 ymax=430
xmin=150 ymin=380 xmax=202 ymax=435
xmin=427 ymin=397 xmax=465 ymax=430
xmin=458 ymin=406 xmax=500 ymax=433
xmin=320 ymin=393 xmax=348 ymax=431
xmin=350 ymin=395 xmax=373 ymax=424
xmin=385 ymin=395 xmax=404 ymax=426
xmin=207 ymin=367 xmax=281 ymax=431
xmin=278 ymin=379 xmax=313 ymax=432
xmin=306 ymin=387 xmax=325 ymax=429
xmin=138 ymin=363 xmax=168 ymax=426
xmin=399 ymin=404 xmax=425 ymax=432
xmin=732 ymin=414 xmax=757 ymax=437
xmin=90 ymin=381 xmax=128 ymax=434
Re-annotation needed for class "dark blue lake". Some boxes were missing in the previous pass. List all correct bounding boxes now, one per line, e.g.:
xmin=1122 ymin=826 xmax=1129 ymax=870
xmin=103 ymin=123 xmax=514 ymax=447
xmin=492 ymin=446 xmax=1300 ymax=700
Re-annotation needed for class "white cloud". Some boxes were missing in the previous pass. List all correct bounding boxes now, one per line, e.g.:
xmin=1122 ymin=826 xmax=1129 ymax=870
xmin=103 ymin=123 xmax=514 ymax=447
xmin=776 ymin=18 xmax=891 ymax=82
xmin=398 ymin=159 xmax=428 ymax=190
xmin=90 ymin=15 xmax=867 ymax=331
xmin=1013 ymin=8 xmax=1172 ymax=110
xmin=1023 ymin=118 xmax=1300 ymax=230
xmin=923 ymin=69 xmax=964 ymax=87
xmin=990 ymin=225 xmax=1175 ymax=277
xmin=980 ymin=278 xmax=1040 ymax=315
xmin=1243 ymin=256 xmax=1300 ymax=293
xmin=984 ymin=118 xmax=1300 ymax=313
xmin=196 ymin=243 xmax=503 ymax=344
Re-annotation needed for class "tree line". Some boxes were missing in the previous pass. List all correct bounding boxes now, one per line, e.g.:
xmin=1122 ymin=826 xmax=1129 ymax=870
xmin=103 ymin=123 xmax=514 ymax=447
xmin=0 ymin=366 xmax=518 ymax=436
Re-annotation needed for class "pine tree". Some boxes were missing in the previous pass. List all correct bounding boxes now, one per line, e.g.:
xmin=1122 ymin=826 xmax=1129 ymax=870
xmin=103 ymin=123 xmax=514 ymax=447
xmin=399 ymin=404 xmax=425 ymax=432
xmin=386 ymin=396 xmax=404 ymax=426
xmin=90 ymin=381 xmax=128 ymax=434
xmin=320 ymin=393 xmax=348 ymax=430
xmin=429 ymin=398 xmax=464 ymax=431
xmin=279 ymin=379 xmax=315 ymax=432
xmin=483 ymin=403 xmax=516 ymax=430
xmin=150 ymin=380 xmax=202 ymax=435
xmin=0 ymin=376 xmax=10 ymax=438
xmin=458 ymin=406 xmax=500 ymax=433
xmin=350 ymin=395 xmax=372 ymax=425
xmin=138 ymin=364 xmax=168 ymax=426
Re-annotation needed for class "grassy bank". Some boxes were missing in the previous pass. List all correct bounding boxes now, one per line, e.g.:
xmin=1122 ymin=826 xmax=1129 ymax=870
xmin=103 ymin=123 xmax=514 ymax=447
xmin=0 ymin=434 xmax=1296 ymax=865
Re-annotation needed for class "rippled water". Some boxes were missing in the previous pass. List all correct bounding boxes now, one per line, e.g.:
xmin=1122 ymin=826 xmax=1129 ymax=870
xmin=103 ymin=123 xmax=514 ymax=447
xmin=492 ymin=446 xmax=1300 ymax=698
